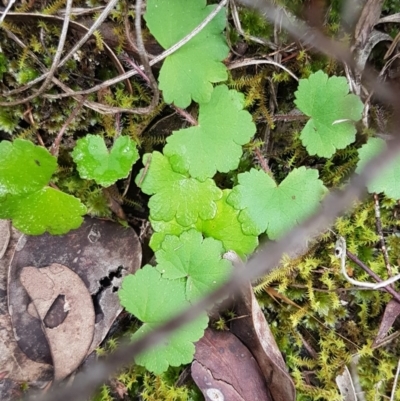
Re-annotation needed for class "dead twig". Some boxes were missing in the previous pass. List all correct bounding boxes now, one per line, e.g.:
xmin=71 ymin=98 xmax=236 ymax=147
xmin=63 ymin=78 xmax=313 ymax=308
xmin=50 ymin=96 xmax=87 ymax=157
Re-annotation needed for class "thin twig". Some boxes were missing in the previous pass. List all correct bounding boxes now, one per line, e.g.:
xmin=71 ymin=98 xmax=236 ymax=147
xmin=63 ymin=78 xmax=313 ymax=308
xmin=40 ymin=0 xmax=228 ymax=100
xmin=390 ymin=358 xmax=400 ymax=401
xmin=0 ymin=0 xmax=16 ymax=23
xmin=335 ymin=237 xmax=400 ymax=292
xmin=136 ymin=154 xmax=152 ymax=188
xmin=373 ymin=192 xmax=393 ymax=278
xmin=228 ymin=58 xmax=299 ymax=81
xmin=0 ymin=0 xmax=119 ymax=103
xmin=253 ymin=147 xmax=271 ymax=174
xmin=51 ymin=97 xmax=87 ymax=157
xmin=173 ymin=106 xmax=198 ymax=126
xmin=0 ymin=0 xmax=73 ymax=106
xmin=230 ymin=0 xmax=276 ymax=48
xmin=123 ymin=0 xmax=159 ymax=114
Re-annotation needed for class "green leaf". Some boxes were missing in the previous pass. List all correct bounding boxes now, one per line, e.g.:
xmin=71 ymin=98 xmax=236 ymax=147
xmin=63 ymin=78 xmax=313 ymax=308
xmin=0 ymin=187 xmax=87 ymax=235
xmin=227 ymin=167 xmax=327 ymax=239
xmin=144 ymin=0 xmax=229 ymax=107
xmin=135 ymin=152 xmax=222 ymax=226
xmin=149 ymin=191 xmax=258 ymax=258
xmin=149 ymin=217 xmax=192 ymax=251
xmin=155 ymin=230 xmax=232 ymax=301
xmin=164 ymin=85 xmax=256 ymax=181
xmin=0 ymin=139 xmax=57 ymax=196
xmin=118 ymin=266 xmax=208 ymax=374
xmin=72 ymin=134 xmax=139 ymax=187
xmin=198 ymin=190 xmax=259 ymax=258
xmin=356 ymin=137 xmax=400 ymax=199
xmin=294 ymin=70 xmax=363 ymax=158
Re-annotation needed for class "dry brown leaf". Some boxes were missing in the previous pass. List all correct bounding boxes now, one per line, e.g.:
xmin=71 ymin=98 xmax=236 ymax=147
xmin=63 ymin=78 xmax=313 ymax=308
xmin=353 ymin=0 xmax=385 ymax=52
xmin=0 ymin=220 xmax=10 ymax=260
xmin=192 ymin=328 xmax=272 ymax=401
xmin=0 ymin=225 xmax=53 ymax=399
xmin=6 ymin=217 xmax=141 ymax=382
xmin=373 ymin=299 xmax=400 ymax=348
xmin=20 ymin=264 xmax=95 ymax=381
xmin=335 ymin=366 xmax=357 ymax=401
xmin=230 ymin=283 xmax=296 ymax=401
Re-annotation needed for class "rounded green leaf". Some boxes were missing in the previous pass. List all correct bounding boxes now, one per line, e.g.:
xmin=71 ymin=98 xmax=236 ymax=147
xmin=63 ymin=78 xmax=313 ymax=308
xmin=356 ymin=137 xmax=400 ymax=199
xmin=145 ymin=0 xmax=229 ymax=107
xmin=0 ymin=187 xmax=86 ymax=235
xmin=164 ymin=85 xmax=256 ymax=181
xmin=135 ymin=151 xmax=222 ymax=226
xmin=0 ymin=139 xmax=57 ymax=196
xmin=118 ymin=266 xmax=208 ymax=374
xmin=227 ymin=167 xmax=327 ymax=240
xmin=149 ymin=217 xmax=192 ymax=251
xmin=156 ymin=230 xmax=232 ymax=301
xmin=198 ymin=190 xmax=259 ymax=258
xmin=72 ymin=135 xmax=139 ymax=187
xmin=294 ymin=70 xmax=364 ymax=158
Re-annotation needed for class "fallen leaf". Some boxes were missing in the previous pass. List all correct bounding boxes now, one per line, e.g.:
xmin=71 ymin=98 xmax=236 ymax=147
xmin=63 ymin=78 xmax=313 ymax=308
xmin=192 ymin=328 xmax=272 ymax=401
xmin=373 ymin=299 xmax=400 ymax=348
xmin=230 ymin=282 xmax=296 ymax=401
xmin=353 ymin=0 xmax=385 ymax=52
xmin=0 ymin=224 xmax=53 ymax=395
xmin=7 ymin=217 xmax=141 ymax=376
xmin=20 ymin=264 xmax=95 ymax=381
xmin=0 ymin=220 xmax=10 ymax=260
xmin=335 ymin=366 xmax=357 ymax=401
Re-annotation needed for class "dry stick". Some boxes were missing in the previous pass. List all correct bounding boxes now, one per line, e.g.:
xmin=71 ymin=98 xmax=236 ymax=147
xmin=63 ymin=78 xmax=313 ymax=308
xmin=0 ymin=0 xmax=16 ymax=23
xmin=345 ymin=250 xmax=400 ymax=303
xmin=36 ymin=129 xmax=400 ymax=401
xmin=373 ymin=192 xmax=393 ymax=278
xmin=253 ymin=147 xmax=271 ymax=174
xmin=173 ymin=106 xmax=198 ymax=126
xmin=42 ymin=0 xmax=228 ymax=100
xmin=0 ymin=0 xmax=73 ymax=107
xmin=122 ymin=0 xmax=159 ymax=114
xmin=390 ymin=359 xmax=400 ymax=401
xmin=1 ymin=23 xmax=96 ymax=117
xmin=230 ymin=0 xmax=276 ymax=48
xmin=50 ymin=96 xmax=87 ymax=157
xmin=7 ymin=0 xmax=227 ymax=115
xmin=0 ymin=0 xmax=120 ymax=101
xmin=136 ymin=154 xmax=152 ymax=188
xmin=228 ymin=58 xmax=299 ymax=81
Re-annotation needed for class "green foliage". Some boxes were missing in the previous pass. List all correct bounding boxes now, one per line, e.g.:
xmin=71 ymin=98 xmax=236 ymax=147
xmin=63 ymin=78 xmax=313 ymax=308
xmin=227 ymin=167 xmax=327 ymax=239
xmin=72 ymin=135 xmax=139 ymax=187
xmin=164 ymin=84 xmax=256 ymax=181
xmin=0 ymin=52 xmax=8 ymax=80
xmin=144 ymin=0 xmax=229 ymax=107
xmin=356 ymin=137 xmax=400 ymax=199
xmin=149 ymin=190 xmax=259 ymax=258
xmin=0 ymin=139 xmax=56 ymax=195
xmin=136 ymin=151 xmax=222 ymax=226
xmin=0 ymin=187 xmax=86 ymax=235
xmin=0 ymin=139 xmax=86 ymax=234
xmin=0 ymin=108 xmax=21 ymax=134
xmin=198 ymin=189 xmax=259 ymax=258
xmin=294 ymin=70 xmax=364 ymax=157
xmin=16 ymin=67 xmax=39 ymax=84
xmin=155 ymin=229 xmax=232 ymax=301
xmin=119 ymin=265 xmax=209 ymax=374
